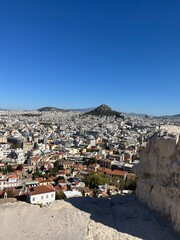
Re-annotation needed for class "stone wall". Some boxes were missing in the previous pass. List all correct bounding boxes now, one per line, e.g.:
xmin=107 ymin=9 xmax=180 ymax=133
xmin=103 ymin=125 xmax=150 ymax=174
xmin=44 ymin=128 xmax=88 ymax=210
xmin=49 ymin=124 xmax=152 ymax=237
xmin=134 ymin=125 xmax=180 ymax=234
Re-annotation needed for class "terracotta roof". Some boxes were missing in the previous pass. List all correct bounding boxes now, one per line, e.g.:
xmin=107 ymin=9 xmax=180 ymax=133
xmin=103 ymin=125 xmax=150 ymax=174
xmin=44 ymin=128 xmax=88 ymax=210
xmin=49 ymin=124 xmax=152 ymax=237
xmin=36 ymin=177 xmax=44 ymax=182
xmin=73 ymin=164 xmax=85 ymax=170
xmin=8 ymin=175 xmax=18 ymax=179
xmin=29 ymin=185 xmax=55 ymax=196
xmin=54 ymin=185 xmax=61 ymax=191
xmin=39 ymin=179 xmax=52 ymax=183
xmin=54 ymin=185 xmax=67 ymax=191
xmin=98 ymin=167 xmax=128 ymax=176
xmin=61 ymin=169 xmax=69 ymax=174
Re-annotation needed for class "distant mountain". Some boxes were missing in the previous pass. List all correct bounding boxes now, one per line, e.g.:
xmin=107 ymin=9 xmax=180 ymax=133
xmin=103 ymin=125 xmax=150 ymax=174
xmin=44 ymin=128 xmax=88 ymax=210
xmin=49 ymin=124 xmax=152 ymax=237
xmin=84 ymin=104 xmax=123 ymax=117
xmin=155 ymin=114 xmax=180 ymax=119
xmin=171 ymin=114 xmax=180 ymax=118
xmin=37 ymin=107 xmax=68 ymax=112
xmin=37 ymin=106 xmax=95 ymax=113
xmin=127 ymin=113 xmax=147 ymax=117
xmin=0 ymin=108 xmax=9 ymax=111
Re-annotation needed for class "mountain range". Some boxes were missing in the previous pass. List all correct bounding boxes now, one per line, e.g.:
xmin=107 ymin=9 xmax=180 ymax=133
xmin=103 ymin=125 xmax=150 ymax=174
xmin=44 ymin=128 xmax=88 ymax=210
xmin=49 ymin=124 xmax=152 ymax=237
xmin=37 ymin=107 xmax=68 ymax=112
xmin=37 ymin=106 xmax=94 ymax=113
xmin=37 ymin=104 xmax=123 ymax=117
xmin=0 ymin=106 xmax=179 ymax=117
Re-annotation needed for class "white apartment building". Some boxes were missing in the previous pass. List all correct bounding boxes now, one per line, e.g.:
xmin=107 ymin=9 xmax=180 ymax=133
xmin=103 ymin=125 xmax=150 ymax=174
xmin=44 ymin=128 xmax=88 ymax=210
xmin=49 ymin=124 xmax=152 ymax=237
xmin=27 ymin=185 xmax=55 ymax=205
xmin=0 ymin=175 xmax=19 ymax=190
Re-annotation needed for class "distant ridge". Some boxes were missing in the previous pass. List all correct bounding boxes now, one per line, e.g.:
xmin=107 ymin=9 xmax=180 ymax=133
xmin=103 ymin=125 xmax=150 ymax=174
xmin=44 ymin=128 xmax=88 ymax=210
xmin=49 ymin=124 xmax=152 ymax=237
xmin=37 ymin=106 xmax=94 ymax=113
xmin=1 ymin=105 xmax=179 ymax=117
xmin=37 ymin=106 xmax=68 ymax=112
xmin=0 ymin=108 xmax=9 ymax=111
xmin=171 ymin=114 xmax=180 ymax=117
xmin=68 ymin=107 xmax=95 ymax=112
xmin=155 ymin=114 xmax=180 ymax=119
xmin=84 ymin=104 xmax=123 ymax=117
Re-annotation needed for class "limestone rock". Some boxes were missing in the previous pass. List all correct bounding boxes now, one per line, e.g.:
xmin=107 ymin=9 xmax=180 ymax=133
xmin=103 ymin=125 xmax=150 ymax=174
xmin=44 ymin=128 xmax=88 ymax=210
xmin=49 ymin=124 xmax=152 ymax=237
xmin=134 ymin=125 xmax=180 ymax=235
xmin=0 ymin=195 xmax=178 ymax=240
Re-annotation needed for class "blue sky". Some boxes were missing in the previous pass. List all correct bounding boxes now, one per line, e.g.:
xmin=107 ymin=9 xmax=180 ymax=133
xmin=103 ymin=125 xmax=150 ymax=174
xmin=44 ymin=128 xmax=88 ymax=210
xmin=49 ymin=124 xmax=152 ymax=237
xmin=0 ymin=0 xmax=180 ymax=115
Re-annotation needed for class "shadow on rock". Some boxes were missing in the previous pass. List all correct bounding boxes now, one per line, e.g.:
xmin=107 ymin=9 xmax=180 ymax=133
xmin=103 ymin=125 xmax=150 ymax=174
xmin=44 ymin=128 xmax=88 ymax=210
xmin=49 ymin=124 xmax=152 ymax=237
xmin=65 ymin=194 xmax=179 ymax=240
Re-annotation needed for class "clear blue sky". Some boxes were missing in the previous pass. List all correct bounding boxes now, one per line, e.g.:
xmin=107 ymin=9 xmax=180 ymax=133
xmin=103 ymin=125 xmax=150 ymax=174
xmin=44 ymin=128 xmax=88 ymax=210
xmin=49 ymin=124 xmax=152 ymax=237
xmin=0 ymin=0 xmax=180 ymax=115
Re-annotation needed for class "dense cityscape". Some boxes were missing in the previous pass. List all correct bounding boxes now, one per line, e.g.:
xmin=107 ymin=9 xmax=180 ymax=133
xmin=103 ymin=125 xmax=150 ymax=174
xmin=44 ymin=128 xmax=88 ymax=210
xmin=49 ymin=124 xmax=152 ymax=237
xmin=1 ymin=1 xmax=180 ymax=239
xmin=0 ymin=104 xmax=178 ymax=205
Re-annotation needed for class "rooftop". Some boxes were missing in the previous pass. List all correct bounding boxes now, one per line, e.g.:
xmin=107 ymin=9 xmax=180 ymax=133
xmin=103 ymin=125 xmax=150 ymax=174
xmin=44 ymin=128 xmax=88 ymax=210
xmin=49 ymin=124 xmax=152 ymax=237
xmin=28 ymin=185 xmax=55 ymax=196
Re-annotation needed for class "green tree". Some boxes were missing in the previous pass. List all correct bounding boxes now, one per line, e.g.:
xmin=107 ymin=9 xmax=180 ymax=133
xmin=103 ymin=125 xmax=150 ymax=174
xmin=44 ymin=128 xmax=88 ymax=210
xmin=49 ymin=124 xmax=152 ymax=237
xmin=85 ymin=172 xmax=104 ymax=189
xmin=54 ymin=176 xmax=65 ymax=184
xmin=54 ymin=160 xmax=60 ymax=169
xmin=115 ymin=179 xmax=125 ymax=191
xmin=6 ymin=165 xmax=14 ymax=172
xmin=32 ymin=166 xmax=42 ymax=179
xmin=101 ymin=174 xmax=110 ymax=185
xmin=124 ymin=176 xmax=137 ymax=191
xmin=2 ymin=168 xmax=6 ymax=175
xmin=42 ymin=173 xmax=49 ymax=179
xmin=49 ymin=167 xmax=58 ymax=176
xmin=56 ymin=191 xmax=66 ymax=200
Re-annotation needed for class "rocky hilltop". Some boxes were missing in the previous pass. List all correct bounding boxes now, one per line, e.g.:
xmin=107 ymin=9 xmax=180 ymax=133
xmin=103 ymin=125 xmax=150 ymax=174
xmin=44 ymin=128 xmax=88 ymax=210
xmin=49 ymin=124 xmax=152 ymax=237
xmin=84 ymin=104 xmax=122 ymax=117
xmin=134 ymin=125 xmax=180 ymax=235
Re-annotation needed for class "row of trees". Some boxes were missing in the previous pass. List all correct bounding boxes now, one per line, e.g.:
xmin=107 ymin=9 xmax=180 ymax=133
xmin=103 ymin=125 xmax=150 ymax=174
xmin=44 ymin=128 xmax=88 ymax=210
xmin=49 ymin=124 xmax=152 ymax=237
xmin=84 ymin=172 xmax=137 ymax=191
xmin=32 ymin=160 xmax=63 ymax=180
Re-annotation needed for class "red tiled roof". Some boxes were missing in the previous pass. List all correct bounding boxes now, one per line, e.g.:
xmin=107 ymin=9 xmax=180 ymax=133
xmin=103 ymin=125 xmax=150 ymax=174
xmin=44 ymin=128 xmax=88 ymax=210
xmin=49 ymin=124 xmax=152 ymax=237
xmin=54 ymin=185 xmax=67 ymax=191
xmin=29 ymin=185 xmax=55 ymax=196
xmin=73 ymin=164 xmax=85 ymax=171
xmin=36 ymin=177 xmax=44 ymax=182
xmin=54 ymin=185 xmax=61 ymax=191
xmin=39 ymin=179 xmax=52 ymax=183
xmin=48 ymin=177 xmax=56 ymax=181
xmin=98 ymin=167 xmax=128 ymax=176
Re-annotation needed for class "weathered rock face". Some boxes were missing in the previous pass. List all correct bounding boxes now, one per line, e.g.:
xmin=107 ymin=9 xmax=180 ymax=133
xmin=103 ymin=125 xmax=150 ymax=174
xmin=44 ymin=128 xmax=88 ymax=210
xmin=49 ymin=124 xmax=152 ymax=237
xmin=134 ymin=125 xmax=180 ymax=234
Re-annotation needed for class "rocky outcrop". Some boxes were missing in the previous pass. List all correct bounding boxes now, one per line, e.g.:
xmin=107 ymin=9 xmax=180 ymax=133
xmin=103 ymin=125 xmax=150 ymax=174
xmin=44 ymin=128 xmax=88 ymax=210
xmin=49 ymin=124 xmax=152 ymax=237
xmin=134 ymin=125 xmax=180 ymax=234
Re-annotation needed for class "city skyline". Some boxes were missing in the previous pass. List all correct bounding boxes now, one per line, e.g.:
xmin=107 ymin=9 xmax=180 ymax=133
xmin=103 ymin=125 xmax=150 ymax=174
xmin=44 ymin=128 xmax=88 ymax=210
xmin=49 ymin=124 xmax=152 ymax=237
xmin=1 ymin=1 xmax=180 ymax=115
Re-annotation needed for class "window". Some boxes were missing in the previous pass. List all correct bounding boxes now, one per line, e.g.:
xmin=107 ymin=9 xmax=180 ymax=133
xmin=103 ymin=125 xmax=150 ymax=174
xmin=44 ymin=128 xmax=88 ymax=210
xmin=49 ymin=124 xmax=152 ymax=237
xmin=51 ymin=194 xmax=54 ymax=198
xmin=46 ymin=195 xmax=48 ymax=198
xmin=32 ymin=197 xmax=35 ymax=201
xmin=41 ymin=196 xmax=43 ymax=200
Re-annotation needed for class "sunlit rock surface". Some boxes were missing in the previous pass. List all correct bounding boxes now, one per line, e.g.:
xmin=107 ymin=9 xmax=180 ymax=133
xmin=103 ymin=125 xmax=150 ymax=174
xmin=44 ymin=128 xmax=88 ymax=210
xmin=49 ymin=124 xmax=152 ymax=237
xmin=135 ymin=125 xmax=180 ymax=235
